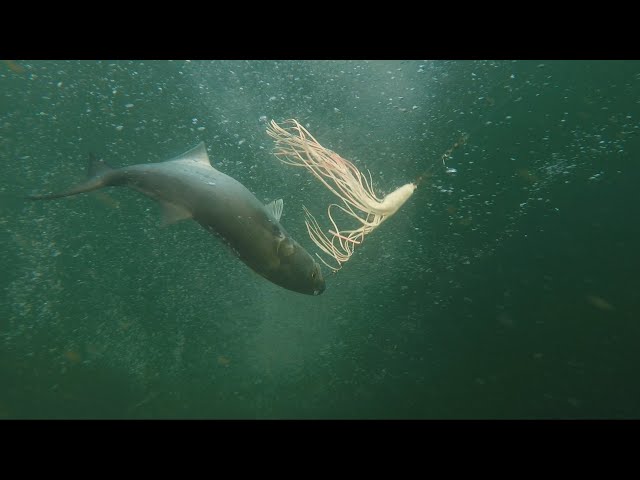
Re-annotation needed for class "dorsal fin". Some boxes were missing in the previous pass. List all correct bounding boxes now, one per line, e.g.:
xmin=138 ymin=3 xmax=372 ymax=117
xmin=266 ymin=198 xmax=283 ymax=221
xmin=168 ymin=142 xmax=211 ymax=165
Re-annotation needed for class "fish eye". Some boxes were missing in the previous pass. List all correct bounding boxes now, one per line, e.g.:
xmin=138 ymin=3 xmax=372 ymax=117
xmin=311 ymin=271 xmax=316 ymax=279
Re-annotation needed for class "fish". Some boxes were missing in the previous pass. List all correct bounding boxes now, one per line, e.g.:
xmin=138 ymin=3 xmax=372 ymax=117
xmin=29 ymin=142 xmax=326 ymax=295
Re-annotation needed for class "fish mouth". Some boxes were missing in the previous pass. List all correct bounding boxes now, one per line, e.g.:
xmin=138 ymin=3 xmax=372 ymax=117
xmin=313 ymin=283 xmax=326 ymax=296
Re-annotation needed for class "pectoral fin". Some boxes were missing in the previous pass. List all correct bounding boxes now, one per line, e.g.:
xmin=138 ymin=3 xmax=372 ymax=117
xmin=161 ymin=202 xmax=192 ymax=226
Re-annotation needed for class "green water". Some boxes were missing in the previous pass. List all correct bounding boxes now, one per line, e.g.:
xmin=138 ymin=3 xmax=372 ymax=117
xmin=1 ymin=60 xmax=638 ymax=418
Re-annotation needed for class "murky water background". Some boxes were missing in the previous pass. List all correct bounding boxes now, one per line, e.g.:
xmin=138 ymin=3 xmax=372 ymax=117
xmin=1 ymin=60 xmax=638 ymax=418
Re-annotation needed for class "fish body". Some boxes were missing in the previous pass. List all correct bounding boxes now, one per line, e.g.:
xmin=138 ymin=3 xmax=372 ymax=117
xmin=30 ymin=142 xmax=326 ymax=295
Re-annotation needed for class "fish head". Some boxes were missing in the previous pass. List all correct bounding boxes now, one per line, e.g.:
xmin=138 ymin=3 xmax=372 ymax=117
xmin=273 ymin=236 xmax=326 ymax=295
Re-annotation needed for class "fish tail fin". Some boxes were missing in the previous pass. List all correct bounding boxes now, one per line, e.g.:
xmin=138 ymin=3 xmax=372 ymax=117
xmin=87 ymin=153 xmax=114 ymax=178
xmin=28 ymin=153 xmax=116 ymax=200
